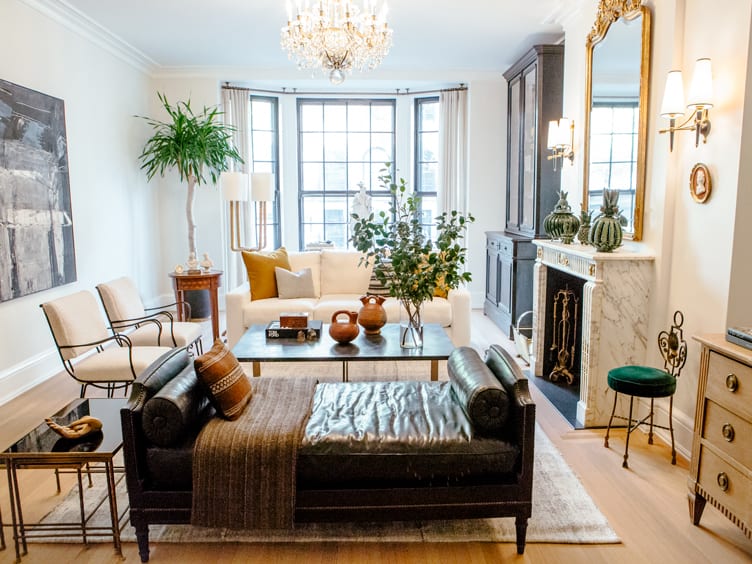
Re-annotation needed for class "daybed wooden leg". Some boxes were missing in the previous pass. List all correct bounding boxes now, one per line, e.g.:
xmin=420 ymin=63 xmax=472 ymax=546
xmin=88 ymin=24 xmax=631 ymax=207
xmin=131 ymin=517 xmax=150 ymax=562
xmin=515 ymin=516 xmax=528 ymax=554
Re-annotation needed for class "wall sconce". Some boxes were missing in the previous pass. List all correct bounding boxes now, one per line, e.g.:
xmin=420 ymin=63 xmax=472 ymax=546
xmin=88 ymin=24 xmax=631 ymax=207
xmin=547 ymin=118 xmax=575 ymax=170
xmin=659 ymin=58 xmax=713 ymax=151
xmin=222 ymin=171 xmax=275 ymax=252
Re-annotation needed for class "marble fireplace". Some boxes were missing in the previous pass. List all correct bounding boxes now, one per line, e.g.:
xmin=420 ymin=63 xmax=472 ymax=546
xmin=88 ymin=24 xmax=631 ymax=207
xmin=532 ymin=240 xmax=655 ymax=427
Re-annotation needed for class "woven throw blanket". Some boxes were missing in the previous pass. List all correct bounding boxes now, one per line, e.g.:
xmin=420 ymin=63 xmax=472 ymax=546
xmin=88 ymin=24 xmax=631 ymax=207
xmin=191 ymin=377 xmax=317 ymax=529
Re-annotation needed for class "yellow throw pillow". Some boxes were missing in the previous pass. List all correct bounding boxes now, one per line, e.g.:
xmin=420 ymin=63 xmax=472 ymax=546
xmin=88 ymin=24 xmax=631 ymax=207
xmin=241 ymin=247 xmax=291 ymax=301
xmin=434 ymin=273 xmax=450 ymax=299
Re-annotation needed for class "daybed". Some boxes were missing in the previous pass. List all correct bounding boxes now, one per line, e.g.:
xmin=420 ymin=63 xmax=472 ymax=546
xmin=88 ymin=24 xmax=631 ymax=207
xmin=225 ymin=248 xmax=472 ymax=348
xmin=120 ymin=343 xmax=535 ymax=562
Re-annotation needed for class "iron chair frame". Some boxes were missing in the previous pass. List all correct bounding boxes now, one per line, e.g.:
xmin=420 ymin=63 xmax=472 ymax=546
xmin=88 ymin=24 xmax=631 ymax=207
xmin=40 ymin=304 xmax=162 ymax=398
xmin=96 ymin=285 xmax=202 ymax=356
xmin=604 ymin=310 xmax=688 ymax=468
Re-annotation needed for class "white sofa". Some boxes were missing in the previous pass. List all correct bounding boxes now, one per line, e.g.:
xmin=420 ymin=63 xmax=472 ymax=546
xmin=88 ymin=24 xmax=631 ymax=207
xmin=226 ymin=249 xmax=471 ymax=349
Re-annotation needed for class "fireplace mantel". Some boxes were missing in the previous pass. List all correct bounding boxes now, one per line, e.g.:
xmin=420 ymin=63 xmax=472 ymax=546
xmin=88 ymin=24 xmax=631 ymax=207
xmin=532 ymin=240 xmax=655 ymax=427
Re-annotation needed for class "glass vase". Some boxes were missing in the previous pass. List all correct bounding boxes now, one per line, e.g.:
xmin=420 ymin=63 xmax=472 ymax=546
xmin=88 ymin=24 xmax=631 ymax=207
xmin=400 ymin=301 xmax=424 ymax=349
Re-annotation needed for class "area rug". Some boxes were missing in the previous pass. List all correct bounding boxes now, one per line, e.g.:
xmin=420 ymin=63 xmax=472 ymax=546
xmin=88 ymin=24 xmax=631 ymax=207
xmin=34 ymin=423 xmax=619 ymax=545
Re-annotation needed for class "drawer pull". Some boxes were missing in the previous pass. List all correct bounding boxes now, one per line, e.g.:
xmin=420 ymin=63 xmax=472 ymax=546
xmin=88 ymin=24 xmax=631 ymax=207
xmin=721 ymin=423 xmax=735 ymax=442
xmin=725 ymin=373 xmax=739 ymax=392
xmin=717 ymin=472 xmax=730 ymax=492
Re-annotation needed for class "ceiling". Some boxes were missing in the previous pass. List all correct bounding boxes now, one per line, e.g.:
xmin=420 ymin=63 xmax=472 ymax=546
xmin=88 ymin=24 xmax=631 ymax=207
xmin=62 ymin=0 xmax=566 ymax=79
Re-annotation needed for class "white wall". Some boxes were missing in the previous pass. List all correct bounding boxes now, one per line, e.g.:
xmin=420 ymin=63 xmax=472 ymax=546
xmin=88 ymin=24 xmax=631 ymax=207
xmin=563 ymin=0 xmax=752 ymax=454
xmin=0 ymin=0 xmax=156 ymax=404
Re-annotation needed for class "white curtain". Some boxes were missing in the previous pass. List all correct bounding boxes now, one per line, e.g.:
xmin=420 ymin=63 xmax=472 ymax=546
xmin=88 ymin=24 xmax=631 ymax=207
xmin=438 ymin=89 xmax=468 ymax=214
xmin=222 ymin=87 xmax=251 ymax=289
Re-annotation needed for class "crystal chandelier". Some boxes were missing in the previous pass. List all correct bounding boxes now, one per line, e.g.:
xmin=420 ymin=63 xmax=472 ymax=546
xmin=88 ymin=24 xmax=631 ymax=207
xmin=281 ymin=0 xmax=393 ymax=85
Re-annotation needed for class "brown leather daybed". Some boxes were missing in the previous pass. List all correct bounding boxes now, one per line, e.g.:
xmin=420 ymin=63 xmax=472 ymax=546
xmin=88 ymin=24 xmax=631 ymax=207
xmin=121 ymin=343 xmax=535 ymax=562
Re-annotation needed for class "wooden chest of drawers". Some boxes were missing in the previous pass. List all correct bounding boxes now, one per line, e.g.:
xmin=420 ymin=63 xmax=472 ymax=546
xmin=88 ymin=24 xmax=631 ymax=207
xmin=689 ymin=335 xmax=752 ymax=538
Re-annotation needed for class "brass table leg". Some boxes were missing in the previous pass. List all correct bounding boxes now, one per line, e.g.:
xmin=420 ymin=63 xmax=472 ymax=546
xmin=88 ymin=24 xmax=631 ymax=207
xmin=431 ymin=360 xmax=438 ymax=381
xmin=252 ymin=362 xmax=261 ymax=377
xmin=105 ymin=460 xmax=123 ymax=558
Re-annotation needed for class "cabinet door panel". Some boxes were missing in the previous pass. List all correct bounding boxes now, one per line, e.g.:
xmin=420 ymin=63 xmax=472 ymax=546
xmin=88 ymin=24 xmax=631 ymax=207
xmin=521 ymin=64 xmax=538 ymax=232
xmin=507 ymin=79 xmax=521 ymax=230
xmin=498 ymin=254 xmax=512 ymax=314
xmin=486 ymin=246 xmax=498 ymax=304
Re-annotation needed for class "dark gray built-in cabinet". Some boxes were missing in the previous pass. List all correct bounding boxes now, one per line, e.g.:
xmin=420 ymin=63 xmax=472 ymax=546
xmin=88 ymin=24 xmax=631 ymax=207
xmin=484 ymin=44 xmax=563 ymax=337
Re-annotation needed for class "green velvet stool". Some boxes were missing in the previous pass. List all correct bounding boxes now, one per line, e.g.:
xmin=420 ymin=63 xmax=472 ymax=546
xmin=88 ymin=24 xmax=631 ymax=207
xmin=604 ymin=311 xmax=687 ymax=468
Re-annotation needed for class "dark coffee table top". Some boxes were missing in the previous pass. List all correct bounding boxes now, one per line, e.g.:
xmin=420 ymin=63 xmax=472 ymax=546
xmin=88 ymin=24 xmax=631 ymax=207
xmin=4 ymin=398 xmax=126 ymax=458
xmin=232 ymin=323 xmax=455 ymax=363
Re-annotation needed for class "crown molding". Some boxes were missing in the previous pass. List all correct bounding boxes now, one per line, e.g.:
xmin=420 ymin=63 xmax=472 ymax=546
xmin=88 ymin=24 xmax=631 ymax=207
xmin=20 ymin=0 xmax=157 ymax=74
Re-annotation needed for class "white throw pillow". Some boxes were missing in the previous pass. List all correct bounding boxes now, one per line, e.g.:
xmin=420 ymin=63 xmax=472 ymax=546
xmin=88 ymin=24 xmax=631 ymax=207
xmin=275 ymin=267 xmax=316 ymax=299
xmin=320 ymin=250 xmax=372 ymax=295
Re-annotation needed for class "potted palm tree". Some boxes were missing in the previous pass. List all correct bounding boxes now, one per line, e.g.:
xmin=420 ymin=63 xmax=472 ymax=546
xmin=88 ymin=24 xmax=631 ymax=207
xmin=351 ymin=166 xmax=474 ymax=348
xmin=138 ymin=93 xmax=242 ymax=316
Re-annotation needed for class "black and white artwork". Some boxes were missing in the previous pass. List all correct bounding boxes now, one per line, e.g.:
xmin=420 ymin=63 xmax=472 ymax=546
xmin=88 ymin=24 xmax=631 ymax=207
xmin=0 ymin=79 xmax=76 ymax=302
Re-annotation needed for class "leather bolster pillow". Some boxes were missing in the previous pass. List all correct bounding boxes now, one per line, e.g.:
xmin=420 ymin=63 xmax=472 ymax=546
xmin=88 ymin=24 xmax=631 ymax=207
xmin=448 ymin=346 xmax=510 ymax=434
xmin=143 ymin=365 xmax=211 ymax=447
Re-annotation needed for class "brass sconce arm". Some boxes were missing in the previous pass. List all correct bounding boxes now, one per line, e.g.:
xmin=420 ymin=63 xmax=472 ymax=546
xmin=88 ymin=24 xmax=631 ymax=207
xmin=659 ymin=108 xmax=711 ymax=152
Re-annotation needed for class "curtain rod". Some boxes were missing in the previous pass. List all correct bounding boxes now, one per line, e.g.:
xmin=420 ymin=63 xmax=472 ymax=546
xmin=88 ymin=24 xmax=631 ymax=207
xmin=221 ymin=82 xmax=467 ymax=96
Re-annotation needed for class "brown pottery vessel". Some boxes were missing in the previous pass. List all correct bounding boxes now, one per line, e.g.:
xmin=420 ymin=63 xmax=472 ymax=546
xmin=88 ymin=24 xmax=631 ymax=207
xmin=329 ymin=310 xmax=360 ymax=344
xmin=357 ymin=294 xmax=387 ymax=335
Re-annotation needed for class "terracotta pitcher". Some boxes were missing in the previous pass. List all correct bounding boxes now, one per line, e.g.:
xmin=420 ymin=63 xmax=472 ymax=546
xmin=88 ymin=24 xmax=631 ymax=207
xmin=358 ymin=294 xmax=387 ymax=335
xmin=329 ymin=310 xmax=360 ymax=344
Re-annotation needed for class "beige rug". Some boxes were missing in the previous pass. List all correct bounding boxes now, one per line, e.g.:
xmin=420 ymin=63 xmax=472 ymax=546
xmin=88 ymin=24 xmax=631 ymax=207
xmin=35 ymin=422 xmax=619 ymax=545
xmin=34 ymin=359 xmax=618 ymax=544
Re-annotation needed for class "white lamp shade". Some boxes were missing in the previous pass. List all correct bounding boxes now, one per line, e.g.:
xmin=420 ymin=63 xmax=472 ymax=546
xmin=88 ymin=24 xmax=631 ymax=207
xmin=557 ymin=118 xmax=572 ymax=146
xmin=547 ymin=120 xmax=559 ymax=149
xmin=251 ymin=172 xmax=275 ymax=202
xmin=660 ymin=70 xmax=686 ymax=117
xmin=687 ymin=58 xmax=713 ymax=109
xmin=221 ymin=172 xmax=249 ymax=201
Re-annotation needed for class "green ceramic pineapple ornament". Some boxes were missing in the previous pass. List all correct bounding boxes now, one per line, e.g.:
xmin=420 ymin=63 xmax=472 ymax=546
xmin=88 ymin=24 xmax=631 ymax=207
xmin=577 ymin=206 xmax=592 ymax=245
xmin=589 ymin=189 xmax=623 ymax=252
xmin=543 ymin=190 xmax=580 ymax=244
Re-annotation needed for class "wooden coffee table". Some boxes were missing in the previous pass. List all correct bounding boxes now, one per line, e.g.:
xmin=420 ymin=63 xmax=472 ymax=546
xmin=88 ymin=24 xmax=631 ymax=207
xmin=232 ymin=323 xmax=455 ymax=381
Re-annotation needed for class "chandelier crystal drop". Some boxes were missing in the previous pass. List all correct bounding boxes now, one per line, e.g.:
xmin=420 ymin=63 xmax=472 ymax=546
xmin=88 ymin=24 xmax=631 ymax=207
xmin=281 ymin=0 xmax=393 ymax=84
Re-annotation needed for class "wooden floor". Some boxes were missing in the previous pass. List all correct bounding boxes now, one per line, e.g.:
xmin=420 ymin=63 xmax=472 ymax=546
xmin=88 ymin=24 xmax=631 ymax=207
xmin=1 ymin=312 xmax=751 ymax=563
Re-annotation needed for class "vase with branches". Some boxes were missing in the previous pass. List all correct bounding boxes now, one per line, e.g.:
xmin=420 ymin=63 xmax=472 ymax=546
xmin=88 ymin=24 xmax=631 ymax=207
xmin=137 ymin=93 xmax=242 ymax=259
xmin=350 ymin=166 xmax=474 ymax=348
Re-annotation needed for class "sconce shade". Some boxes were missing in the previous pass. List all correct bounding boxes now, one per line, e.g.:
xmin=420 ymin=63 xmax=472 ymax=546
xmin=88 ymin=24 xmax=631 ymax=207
xmin=547 ymin=120 xmax=559 ymax=149
xmin=251 ymin=172 xmax=275 ymax=202
xmin=660 ymin=70 xmax=685 ymax=117
xmin=221 ymin=172 xmax=249 ymax=202
xmin=557 ymin=118 xmax=572 ymax=146
xmin=687 ymin=58 xmax=713 ymax=108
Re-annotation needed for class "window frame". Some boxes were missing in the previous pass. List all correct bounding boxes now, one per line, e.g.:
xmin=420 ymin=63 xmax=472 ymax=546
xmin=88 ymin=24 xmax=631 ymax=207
xmin=296 ymin=97 xmax=397 ymax=249
xmin=414 ymin=96 xmax=440 ymax=239
xmin=249 ymin=94 xmax=281 ymax=248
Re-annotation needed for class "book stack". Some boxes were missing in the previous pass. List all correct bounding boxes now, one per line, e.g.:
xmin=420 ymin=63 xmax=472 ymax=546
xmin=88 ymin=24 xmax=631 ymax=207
xmin=266 ymin=319 xmax=323 ymax=339
xmin=726 ymin=326 xmax=752 ymax=350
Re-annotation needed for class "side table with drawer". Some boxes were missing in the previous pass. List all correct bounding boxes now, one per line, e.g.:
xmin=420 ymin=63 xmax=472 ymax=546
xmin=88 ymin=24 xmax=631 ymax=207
xmin=689 ymin=334 xmax=751 ymax=539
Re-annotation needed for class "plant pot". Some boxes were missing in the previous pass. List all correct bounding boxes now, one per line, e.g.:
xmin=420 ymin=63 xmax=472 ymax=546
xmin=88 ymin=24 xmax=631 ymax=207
xmin=185 ymin=289 xmax=211 ymax=320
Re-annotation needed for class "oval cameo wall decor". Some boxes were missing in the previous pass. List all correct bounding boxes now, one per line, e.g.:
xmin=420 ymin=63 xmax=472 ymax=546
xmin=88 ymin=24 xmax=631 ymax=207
xmin=690 ymin=163 xmax=712 ymax=203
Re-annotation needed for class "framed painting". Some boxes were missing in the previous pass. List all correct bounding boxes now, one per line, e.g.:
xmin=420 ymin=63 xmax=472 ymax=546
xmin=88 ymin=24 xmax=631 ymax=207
xmin=0 ymin=79 xmax=76 ymax=302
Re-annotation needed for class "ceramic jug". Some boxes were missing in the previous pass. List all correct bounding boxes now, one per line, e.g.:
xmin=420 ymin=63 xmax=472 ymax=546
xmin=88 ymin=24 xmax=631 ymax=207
xmin=357 ymin=295 xmax=387 ymax=335
xmin=329 ymin=310 xmax=360 ymax=344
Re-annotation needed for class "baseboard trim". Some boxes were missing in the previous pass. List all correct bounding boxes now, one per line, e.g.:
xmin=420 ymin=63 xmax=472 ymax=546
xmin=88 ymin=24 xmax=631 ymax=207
xmin=0 ymin=349 xmax=61 ymax=407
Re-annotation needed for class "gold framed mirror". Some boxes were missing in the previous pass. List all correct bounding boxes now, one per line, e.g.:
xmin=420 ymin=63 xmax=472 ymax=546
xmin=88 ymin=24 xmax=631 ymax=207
xmin=583 ymin=0 xmax=651 ymax=241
